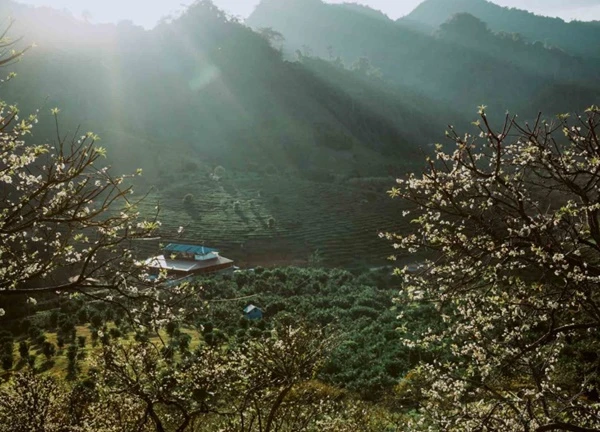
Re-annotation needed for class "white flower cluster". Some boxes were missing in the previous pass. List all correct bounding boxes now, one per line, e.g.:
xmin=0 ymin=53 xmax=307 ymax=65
xmin=390 ymin=109 xmax=600 ymax=431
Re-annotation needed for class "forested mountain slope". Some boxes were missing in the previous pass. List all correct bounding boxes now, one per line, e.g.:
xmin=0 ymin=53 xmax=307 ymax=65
xmin=0 ymin=0 xmax=449 ymax=266
xmin=248 ymin=0 xmax=600 ymax=117
xmin=2 ymin=0 xmax=443 ymax=175
xmin=404 ymin=0 xmax=600 ymax=58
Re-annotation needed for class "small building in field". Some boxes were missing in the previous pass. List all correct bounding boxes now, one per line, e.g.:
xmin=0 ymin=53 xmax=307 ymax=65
xmin=243 ymin=304 xmax=263 ymax=320
xmin=143 ymin=243 xmax=235 ymax=279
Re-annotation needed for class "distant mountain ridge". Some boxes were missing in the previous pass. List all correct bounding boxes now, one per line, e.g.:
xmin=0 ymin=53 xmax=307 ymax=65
xmin=0 ymin=0 xmax=446 ymax=176
xmin=248 ymin=0 xmax=600 ymax=117
xmin=403 ymin=0 xmax=600 ymax=58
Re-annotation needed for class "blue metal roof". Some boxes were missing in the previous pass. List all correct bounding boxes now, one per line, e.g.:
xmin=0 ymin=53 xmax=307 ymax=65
xmin=164 ymin=243 xmax=218 ymax=255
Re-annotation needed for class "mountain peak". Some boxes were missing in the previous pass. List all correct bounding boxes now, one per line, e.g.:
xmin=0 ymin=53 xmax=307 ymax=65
xmin=403 ymin=0 xmax=600 ymax=57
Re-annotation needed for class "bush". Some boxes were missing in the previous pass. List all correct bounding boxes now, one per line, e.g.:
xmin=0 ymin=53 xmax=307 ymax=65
xmin=104 ymin=309 xmax=114 ymax=322
xmin=77 ymin=308 xmax=88 ymax=324
xmin=66 ymin=345 xmax=78 ymax=363
xmin=213 ymin=165 xmax=226 ymax=178
xmin=183 ymin=193 xmax=194 ymax=205
xmin=1 ymin=353 xmax=13 ymax=371
xmin=35 ymin=334 xmax=47 ymax=347
xmin=28 ymin=326 xmax=41 ymax=340
xmin=182 ymin=161 xmax=199 ymax=172
xmin=178 ymin=333 xmax=192 ymax=353
xmin=247 ymin=328 xmax=262 ymax=338
xmin=90 ymin=313 xmax=103 ymax=328
xmin=42 ymin=342 xmax=56 ymax=360
xmin=77 ymin=336 xmax=86 ymax=348
xmin=19 ymin=341 xmax=29 ymax=360
xmin=166 ymin=321 xmax=179 ymax=337
xmin=108 ymin=328 xmax=121 ymax=340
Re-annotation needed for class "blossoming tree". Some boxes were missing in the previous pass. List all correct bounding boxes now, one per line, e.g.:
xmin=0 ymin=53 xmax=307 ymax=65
xmin=388 ymin=107 xmax=600 ymax=431
xmin=0 ymin=25 xmax=191 ymax=325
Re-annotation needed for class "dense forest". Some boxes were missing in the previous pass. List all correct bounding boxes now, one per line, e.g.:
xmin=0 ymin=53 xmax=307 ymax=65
xmin=0 ymin=0 xmax=600 ymax=430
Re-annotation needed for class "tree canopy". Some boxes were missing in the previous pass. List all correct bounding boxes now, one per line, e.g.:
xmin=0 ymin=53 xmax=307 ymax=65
xmin=388 ymin=107 xmax=600 ymax=430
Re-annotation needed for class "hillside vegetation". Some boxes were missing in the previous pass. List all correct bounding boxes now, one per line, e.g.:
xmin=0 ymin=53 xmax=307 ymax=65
xmin=248 ymin=0 xmax=600 ymax=117
xmin=404 ymin=0 xmax=600 ymax=58
xmin=0 ymin=0 xmax=451 ymax=267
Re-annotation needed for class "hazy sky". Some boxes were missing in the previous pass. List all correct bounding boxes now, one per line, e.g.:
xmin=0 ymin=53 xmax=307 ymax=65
xmin=14 ymin=0 xmax=600 ymax=28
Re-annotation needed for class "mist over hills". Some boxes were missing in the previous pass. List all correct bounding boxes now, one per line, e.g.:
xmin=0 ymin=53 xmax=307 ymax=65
xmin=2 ymin=0 xmax=445 ymax=174
xmin=1 ymin=0 xmax=452 ymax=266
xmin=248 ymin=0 xmax=600 ymax=117
xmin=404 ymin=0 xmax=600 ymax=58
xmin=3 ymin=0 xmax=600 ymax=266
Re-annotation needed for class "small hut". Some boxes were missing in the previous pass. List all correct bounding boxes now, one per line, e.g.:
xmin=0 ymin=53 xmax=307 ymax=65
xmin=243 ymin=304 xmax=263 ymax=320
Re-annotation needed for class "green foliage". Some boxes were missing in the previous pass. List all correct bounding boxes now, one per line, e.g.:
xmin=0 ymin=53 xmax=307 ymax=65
xmin=183 ymin=193 xmax=194 ymax=205
xmin=18 ymin=341 xmax=28 ymax=360
xmin=42 ymin=341 xmax=56 ymax=360
xmin=249 ymin=0 xmax=600 ymax=117
xmin=0 ymin=354 xmax=12 ymax=371
xmin=190 ymin=267 xmax=428 ymax=399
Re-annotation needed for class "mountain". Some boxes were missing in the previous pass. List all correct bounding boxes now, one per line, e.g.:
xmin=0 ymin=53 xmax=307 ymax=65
xmin=247 ymin=0 xmax=600 ymax=118
xmin=0 ymin=0 xmax=451 ymax=267
xmin=403 ymin=0 xmax=600 ymax=58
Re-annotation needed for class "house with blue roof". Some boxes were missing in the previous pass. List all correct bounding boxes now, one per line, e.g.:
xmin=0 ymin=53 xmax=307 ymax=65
xmin=243 ymin=304 xmax=263 ymax=320
xmin=143 ymin=243 xmax=235 ymax=278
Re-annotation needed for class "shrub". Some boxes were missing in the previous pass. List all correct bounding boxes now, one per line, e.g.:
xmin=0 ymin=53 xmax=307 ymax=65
xmin=90 ymin=313 xmax=103 ymax=328
xmin=66 ymin=345 xmax=78 ymax=363
xmin=213 ymin=165 xmax=226 ymax=178
xmin=77 ymin=336 xmax=86 ymax=348
xmin=19 ymin=341 xmax=29 ymax=360
xmin=28 ymin=326 xmax=41 ymax=340
xmin=178 ymin=333 xmax=192 ymax=353
xmin=35 ymin=334 xmax=47 ymax=347
xmin=182 ymin=161 xmax=199 ymax=172
xmin=166 ymin=321 xmax=179 ymax=337
xmin=42 ymin=342 xmax=56 ymax=360
xmin=1 ymin=353 xmax=13 ymax=371
xmin=183 ymin=193 xmax=194 ymax=205
xmin=77 ymin=308 xmax=88 ymax=324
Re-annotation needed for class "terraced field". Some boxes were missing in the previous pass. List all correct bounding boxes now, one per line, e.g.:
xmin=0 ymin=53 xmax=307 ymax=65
xmin=135 ymin=168 xmax=413 ymax=269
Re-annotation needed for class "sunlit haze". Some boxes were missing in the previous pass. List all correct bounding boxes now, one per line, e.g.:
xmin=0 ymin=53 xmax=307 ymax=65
xmin=13 ymin=0 xmax=600 ymax=28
